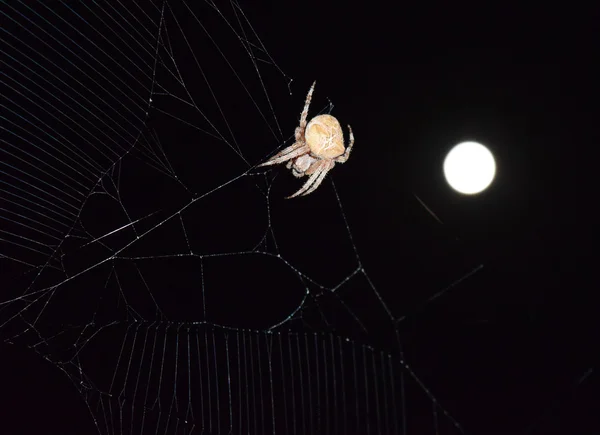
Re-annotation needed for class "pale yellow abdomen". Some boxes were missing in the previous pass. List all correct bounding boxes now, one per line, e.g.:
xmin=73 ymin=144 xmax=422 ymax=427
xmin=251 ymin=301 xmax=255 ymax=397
xmin=305 ymin=114 xmax=345 ymax=159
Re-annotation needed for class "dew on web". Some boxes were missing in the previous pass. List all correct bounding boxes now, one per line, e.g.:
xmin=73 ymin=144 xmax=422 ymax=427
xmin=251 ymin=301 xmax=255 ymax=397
xmin=0 ymin=1 xmax=490 ymax=434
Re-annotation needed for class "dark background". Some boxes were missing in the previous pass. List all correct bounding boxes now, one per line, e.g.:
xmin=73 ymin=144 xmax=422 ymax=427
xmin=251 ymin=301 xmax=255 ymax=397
xmin=0 ymin=1 xmax=592 ymax=434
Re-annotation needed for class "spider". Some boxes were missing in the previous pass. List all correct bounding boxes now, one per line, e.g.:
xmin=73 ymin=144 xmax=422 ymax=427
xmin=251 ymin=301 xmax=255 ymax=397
xmin=257 ymin=81 xmax=354 ymax=198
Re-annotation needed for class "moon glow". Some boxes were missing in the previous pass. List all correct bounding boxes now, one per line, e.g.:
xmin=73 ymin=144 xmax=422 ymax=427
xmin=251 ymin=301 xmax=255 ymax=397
xmin=443 ymin=141 xmax=496 ymax=194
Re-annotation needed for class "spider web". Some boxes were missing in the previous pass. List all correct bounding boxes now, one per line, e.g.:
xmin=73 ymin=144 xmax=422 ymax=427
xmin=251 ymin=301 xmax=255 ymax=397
xmin=0 ymin=1 xmax=484 ymax=433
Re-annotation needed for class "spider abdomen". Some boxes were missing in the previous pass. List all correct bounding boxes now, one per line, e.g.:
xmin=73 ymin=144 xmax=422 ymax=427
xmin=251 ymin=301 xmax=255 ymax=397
xmin=305 ymin=114 xmax=345 ymax=159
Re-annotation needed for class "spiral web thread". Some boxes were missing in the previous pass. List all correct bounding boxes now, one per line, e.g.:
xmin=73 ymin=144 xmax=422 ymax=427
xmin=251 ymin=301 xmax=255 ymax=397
xmin=0 ymin=1 xmax=482 ymax=433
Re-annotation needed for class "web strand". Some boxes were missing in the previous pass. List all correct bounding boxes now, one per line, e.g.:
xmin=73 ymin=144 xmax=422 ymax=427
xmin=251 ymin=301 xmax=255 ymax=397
xmin=1 ymin=1 xmax=480 ymax=434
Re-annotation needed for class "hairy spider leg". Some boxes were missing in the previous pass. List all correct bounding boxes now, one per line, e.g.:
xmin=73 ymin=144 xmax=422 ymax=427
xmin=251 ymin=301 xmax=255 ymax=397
xmin=257 ymin=143 xmax=309 ymax=167
xmin=286 ymin=160 xmax=334 ymax=199
xmin=259 ymin=81 xmax=318 ymax=168
xmin=335 ymin=125 xmax=354 ymax=163
xmin=296 ymin=80 xmax=317 ymax=140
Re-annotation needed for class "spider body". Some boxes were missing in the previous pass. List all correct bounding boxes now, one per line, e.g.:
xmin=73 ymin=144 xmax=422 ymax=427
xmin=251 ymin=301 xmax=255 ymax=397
xmin=258 ymin=82 xmax=354 ymax=198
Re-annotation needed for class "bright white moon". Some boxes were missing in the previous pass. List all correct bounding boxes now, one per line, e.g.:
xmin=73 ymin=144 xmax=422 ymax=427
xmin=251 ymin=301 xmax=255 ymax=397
xmin=443 ymin=141 xmax=496 ymax=194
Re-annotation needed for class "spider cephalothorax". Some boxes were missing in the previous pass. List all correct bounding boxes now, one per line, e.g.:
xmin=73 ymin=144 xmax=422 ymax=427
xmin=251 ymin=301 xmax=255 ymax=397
xmin=258 ymin=81 xmax=354 ymax=198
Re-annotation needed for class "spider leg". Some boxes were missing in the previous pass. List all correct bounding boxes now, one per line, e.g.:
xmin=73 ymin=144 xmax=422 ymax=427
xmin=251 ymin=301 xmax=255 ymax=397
xmin=298 ymin=161 xmax=334 ymax=197
xmin=296 ymin=81 xmax=316 ymax=141
xmin=286 ymin=160 xmax=333 ymax=199
xmin=335 ymin=124 xmax=354 ymax=163
xmin=285 ymin=165 xmax=323 ymax=199
xmin=267 ymin=141 xmax=304 ymax=160
xmin=257 ymin=143 xmax=308 ymax=167
xmin=260 ymin=81 xmax=317 ymax=168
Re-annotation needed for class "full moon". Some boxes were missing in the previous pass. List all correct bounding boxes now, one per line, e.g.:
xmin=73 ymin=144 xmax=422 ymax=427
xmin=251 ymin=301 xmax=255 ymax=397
xmin=443 ymin=141 xmax=496 ymax=194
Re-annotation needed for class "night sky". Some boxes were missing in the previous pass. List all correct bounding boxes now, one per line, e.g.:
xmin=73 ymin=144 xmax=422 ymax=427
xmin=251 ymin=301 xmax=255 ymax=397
xmin=0 ymin=1 xmax=593 ymax=434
